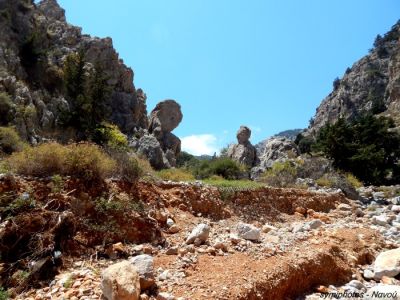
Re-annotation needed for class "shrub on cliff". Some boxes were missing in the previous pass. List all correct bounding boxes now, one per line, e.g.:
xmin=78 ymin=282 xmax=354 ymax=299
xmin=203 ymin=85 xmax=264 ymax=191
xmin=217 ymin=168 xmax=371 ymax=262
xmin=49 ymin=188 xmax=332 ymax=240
xmin=0 ymin=92 xmax=13 ymax=126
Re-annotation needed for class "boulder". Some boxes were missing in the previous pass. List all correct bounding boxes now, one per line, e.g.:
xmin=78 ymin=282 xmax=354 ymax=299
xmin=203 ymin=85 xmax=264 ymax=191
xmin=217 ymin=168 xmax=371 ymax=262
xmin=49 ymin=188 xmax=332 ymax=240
xmin=149 ymin=100 xmax=183 ymax=135
xmin=130 ymin=254 xmax=155 ymax=290
xmin=236 ymin=223 xmax=260 ymax=241
xmin=137 ymin=135 xmax=166 ymax=170
xmin=186 ymin=224 xmax=210 ymax=245
xmin=373 ymin=248 xmax=400 ymax=280
xmin=101 ymin=261 xmax=140 ymax=300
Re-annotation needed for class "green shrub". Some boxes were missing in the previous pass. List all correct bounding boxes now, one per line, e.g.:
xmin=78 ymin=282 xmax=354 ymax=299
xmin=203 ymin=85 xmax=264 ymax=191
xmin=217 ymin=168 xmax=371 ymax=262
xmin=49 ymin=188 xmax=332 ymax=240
xmin=295 ymin=133 xmax=314 ymax=154
xmin=157 ymin=168 xmax=195 ymax=182
xmin=0 ymin=287 xmax=8 ymax=300
xmin=0 ymin=92 xmax=13 ymax=125
xmin=94 ymin=123 xmax=128 ymax=150
xmin=191 ymin=158 xmax=243 ymax=180
xmin=0 ymin=127 xmax=25 ymax=154
xmin=260 ymin=160 xmax=298 ymax=188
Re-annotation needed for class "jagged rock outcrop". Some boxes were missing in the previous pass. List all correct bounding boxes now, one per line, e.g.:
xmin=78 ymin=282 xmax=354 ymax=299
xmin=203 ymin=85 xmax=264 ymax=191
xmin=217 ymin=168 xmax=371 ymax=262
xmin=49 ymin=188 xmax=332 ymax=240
xmin=251 ymin=137 xmax=300 ymax=178
xmin=0 ymin=0 xmax=147 ymax=138
xmin=308 ymin=21 xmax=400 ymax=135
xmin=227 ymin=126 xmax=258 ymax=167
xmin=0 ymin=0 xmax=183 ymax=168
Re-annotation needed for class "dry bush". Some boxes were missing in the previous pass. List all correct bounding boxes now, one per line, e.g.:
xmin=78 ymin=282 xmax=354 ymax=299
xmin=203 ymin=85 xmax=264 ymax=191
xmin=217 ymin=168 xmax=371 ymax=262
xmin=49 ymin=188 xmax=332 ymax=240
xmin=0 ymin=127 xmax=25 ymax=154
xmin=7 ymin=142 xmax=116 ymax=182
xmin=7 ymin=142 xmax=69 ymax=176
xmin=65 ymin=143 xmax=116 ymax=182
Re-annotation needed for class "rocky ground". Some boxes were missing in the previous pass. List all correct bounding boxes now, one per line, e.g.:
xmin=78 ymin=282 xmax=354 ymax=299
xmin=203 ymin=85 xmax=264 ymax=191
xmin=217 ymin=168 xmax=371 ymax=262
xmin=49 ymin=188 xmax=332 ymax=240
xmin=1 ymin=175 xmax=398 ymax=300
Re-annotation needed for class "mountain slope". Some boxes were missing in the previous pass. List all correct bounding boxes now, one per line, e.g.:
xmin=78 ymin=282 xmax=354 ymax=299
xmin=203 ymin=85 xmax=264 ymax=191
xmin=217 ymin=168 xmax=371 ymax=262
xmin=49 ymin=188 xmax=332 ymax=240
xmin=308 ymin=21 xmax=400 ymax=135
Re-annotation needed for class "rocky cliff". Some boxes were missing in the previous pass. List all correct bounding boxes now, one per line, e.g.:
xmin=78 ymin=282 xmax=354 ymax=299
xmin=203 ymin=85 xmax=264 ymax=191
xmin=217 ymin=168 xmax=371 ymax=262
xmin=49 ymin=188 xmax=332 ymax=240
xmin=308 ymin=20 xmax=400 ymax=135
xmin=0 ymin=0 xmax=182 ymax=168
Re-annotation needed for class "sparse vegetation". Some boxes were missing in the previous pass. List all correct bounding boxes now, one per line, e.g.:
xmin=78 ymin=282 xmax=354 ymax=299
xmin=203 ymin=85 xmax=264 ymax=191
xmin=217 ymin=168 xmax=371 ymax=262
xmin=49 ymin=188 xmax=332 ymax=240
xmin=0 ymin=127 xmax=25 ymax=154
xmin=94 ymin=123 xmax=128 ymax=151
xmin=0 ymin=93 xmax=13 ymax=126
xmin=0 ymin=287 xmax=8 ymax=300
xmin=7 ymin=142 xmax=116 ymax=182
xmin=157 ymin=168 xmax=195 ymax=182
xmin=259 ymin=160 xmax=298 ymax=188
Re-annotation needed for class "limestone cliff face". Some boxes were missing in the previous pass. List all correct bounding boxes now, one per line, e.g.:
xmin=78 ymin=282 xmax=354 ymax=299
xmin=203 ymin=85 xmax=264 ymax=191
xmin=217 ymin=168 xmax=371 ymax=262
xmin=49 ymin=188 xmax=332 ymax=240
xmin=308 ymin=21 xmax=400 ymax=135
xmin=0 ymin=0 xmax=148 ymax=142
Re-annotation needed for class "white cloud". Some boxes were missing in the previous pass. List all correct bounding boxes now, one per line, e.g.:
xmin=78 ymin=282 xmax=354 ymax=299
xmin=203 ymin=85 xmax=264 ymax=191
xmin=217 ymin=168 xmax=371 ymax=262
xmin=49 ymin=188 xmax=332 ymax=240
xmin=180 ymin=134 xmax=218 ymax=156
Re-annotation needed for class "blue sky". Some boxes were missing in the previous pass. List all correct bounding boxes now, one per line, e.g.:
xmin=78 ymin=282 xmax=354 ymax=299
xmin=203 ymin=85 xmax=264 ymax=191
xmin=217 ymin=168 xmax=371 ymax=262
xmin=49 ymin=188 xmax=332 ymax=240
xmin=56 ymin=0 xmax=399 ymax=155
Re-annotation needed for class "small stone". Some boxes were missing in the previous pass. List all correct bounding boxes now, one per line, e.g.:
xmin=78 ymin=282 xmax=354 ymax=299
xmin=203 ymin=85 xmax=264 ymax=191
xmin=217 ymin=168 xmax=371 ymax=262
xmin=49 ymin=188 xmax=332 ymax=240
xmin=168 ymin=225 xmax=180 ymax=234
xmin=295 ymin=207 xmax=307 ymax=215
xmin=186 ymin=224 xmax=210 ymax=245
xmin=167 ymin=218 xmax=175 ymax=227
xmin=347 ymin=280 xmax=365 ymax=290
xmin=262 ymin=224 xmax=276 ymax=233
xmin=158 ymin=270 xmax=170 ymax=281
xmin=236 ymin=223 xmax=260 ymax=241
xmin=391 ymin=205 xmax=400 ymax=213
xmin=166 ymin=247 xmax=178 ymax=255
xmin=307 ymin=219 xmax=323 ymax=230
xmin=157 ymin=292 xmax=175 ymax=300
xmin=363 ymin=269 xmax=375 ymax=279
xmin=337 ymin=203 xmax=352 ymax=211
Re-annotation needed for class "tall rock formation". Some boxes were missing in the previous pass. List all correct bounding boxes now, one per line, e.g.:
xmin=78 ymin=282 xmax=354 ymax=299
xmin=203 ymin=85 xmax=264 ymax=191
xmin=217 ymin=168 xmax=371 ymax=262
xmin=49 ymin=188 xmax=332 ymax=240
xmin=227 ymin=126 xmax=258 ymax=167
xmin=308 ymin=21 xmax=400 ymax=135
xmin=133 ymin=100 xmax=183 ymax=169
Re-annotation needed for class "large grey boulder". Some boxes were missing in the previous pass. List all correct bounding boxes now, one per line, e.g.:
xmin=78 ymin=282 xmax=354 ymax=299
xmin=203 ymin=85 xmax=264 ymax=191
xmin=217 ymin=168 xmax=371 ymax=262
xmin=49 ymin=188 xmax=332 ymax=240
xmin=227 ymin=126 xmax=258 ymax=167
xmin=130 ymin=254 xmax=155 ymax=290
xmin=149 ymin=100 xmax=183 ymax=136
xmin=137 ymin=135 xmax=166 ymax=170
xmin=373 ymin=248 xmax=400 ymax=280
xmin=101 ymin=261 xmax=140 ymax=300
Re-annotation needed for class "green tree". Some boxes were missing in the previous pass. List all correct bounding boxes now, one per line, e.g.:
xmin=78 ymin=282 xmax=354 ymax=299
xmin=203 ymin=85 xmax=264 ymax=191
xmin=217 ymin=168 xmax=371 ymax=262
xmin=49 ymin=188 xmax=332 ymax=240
xmin=315 ymin=115 xmax=400 ymax=185
xmin=62 ymin=51 xmax=111 ymax=139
